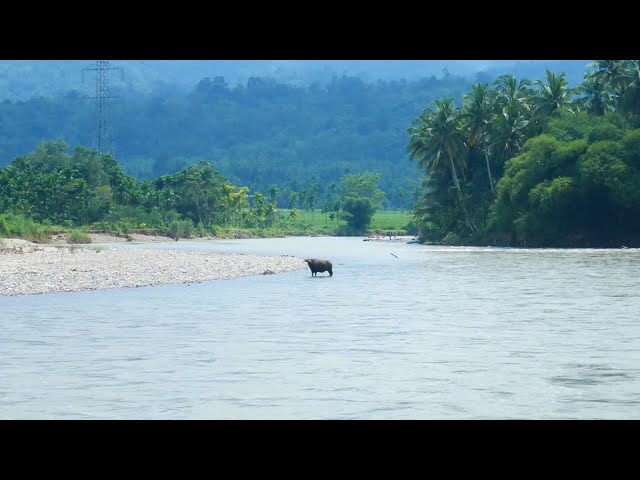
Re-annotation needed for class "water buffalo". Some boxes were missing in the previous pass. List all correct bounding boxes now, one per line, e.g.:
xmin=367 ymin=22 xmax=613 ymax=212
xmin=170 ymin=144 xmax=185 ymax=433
xmin=304 ymin=258 xmax=333 ymax=277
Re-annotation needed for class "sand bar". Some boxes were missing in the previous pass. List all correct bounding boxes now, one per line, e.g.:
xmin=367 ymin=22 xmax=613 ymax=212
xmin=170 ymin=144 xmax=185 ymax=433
xmin=0 ymin=235 xmax=306 ymax=297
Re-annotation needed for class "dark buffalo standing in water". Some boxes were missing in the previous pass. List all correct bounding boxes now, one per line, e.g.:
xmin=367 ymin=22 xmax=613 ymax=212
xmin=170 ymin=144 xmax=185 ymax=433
xmin=304 ymin=258 xmax=333 ymax=277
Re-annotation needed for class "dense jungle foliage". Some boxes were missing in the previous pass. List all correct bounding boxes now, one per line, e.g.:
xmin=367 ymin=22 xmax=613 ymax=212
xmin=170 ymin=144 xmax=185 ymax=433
xmin=407 ymin=60 xmax=640 ymax=247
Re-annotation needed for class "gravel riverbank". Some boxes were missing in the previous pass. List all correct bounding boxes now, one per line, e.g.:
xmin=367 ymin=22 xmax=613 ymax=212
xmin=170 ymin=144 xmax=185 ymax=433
xmin=0 ymin=237 xmax=307 ymax=297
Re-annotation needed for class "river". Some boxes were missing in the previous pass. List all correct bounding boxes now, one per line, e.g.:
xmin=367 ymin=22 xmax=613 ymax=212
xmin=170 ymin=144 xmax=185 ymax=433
xmin=2 ymin=236 xmax=639 ymax=419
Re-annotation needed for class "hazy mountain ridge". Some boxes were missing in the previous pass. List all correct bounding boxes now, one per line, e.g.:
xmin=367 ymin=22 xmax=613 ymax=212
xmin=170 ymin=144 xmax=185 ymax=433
xmin=0 ymin=60 xmax=591 ymax=100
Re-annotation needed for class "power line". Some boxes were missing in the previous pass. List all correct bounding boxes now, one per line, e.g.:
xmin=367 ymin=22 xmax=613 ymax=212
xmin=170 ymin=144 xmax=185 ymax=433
xmin=82 ymin=60 xmax=123 ymax=154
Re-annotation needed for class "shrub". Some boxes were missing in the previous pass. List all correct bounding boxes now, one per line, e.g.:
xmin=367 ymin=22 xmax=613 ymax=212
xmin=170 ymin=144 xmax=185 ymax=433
xmin=67 ymin=229 xmax=92 ymax=244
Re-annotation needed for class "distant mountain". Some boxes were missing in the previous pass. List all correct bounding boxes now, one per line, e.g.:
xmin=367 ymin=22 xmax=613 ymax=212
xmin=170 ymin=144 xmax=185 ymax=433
xmin=0 ymin=60 xmax=592 ymax=100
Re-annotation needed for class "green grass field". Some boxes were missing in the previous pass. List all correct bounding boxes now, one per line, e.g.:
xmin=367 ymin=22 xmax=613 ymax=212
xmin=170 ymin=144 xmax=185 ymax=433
xmin=369 ymin=210 xmax=412 ymax=230
xmin=296 ymin=209 xmax=410 ymax=231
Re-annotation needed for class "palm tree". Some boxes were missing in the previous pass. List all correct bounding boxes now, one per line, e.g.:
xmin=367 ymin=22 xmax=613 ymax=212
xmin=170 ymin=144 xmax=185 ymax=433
xmin=576 ymin=74 xmax=612 ymax=116
xmin=587 ymin=60 xmax=628 ymax=111
xmin=461 ymin=83 xmax=496 ymax=192
xmin=407 ymin=98 xmax=476 ymax=232
xmin=533 ymin=70 xmax=576 ymax=119
xmin=619 ymin=60 xmax=640 ymax=115
xmin=493 ymin=75 xmax=534 ymax=116
xmin=491 ymin=105 xmax=530 ymax=162
xmin=588 ymin=60 xmax=627 ymax=90
xmin=268 ymin=185 xmax=279 ymax=209
xmin=288 ymin=191 xmax=298 ymax=210
xmin=492 ymin=74 xmax=540 ymax=139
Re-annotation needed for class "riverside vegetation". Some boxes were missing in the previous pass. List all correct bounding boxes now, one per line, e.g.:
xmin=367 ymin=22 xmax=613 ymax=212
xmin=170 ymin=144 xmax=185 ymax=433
xmin=0 ymin=142 xmax=413 ymax=243
xmin=407 ymin=60 xmax=640 ymax=247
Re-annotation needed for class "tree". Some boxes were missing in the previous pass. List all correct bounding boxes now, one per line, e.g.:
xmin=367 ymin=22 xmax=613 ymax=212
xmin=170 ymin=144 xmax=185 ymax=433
xmin=339 ymin=172 xmax=385 ymax=209
xmin=223 ymin=184 xmax=250 ymax=227
xmin=288 ymin=191 xmax=298 ymax=210
xmin=306 ymin=183 xmax=318 ymax=218
xmin=533 ymin=70 xmax=576 ymax=120
xmin=288 ymin=207 xmax=300 ymax=223
xmin=337 ymin=171 xmax=385 ymax=234
xmin=407 ymin=98 xmax=476 ymax=232
xmin=493 ymin=75 xmax=534 ymax=117
xmin=250 ymin=192 xmax=267 ymax=227
xmin=588 ymin=60 xmax=627 ymax=93
xmin=268 ymin=184 xmax=279 ymax=209
xmin=341 ymin=196 xmax=375 ymax=233
xmin=576 ymin=74 xmax=612 ymax=116
xmin=461 ymin=83 xmax=496 ymax=192
xmin=148 ymin=161 xmax=227 ymax=228
xmin=586 ymin=60 xmax=633 ymax=114
xmin=491 ymin=106 xmax=531 ymax=162
xmin=0 ymin=140 xmax=140 ymax=225
xmin=397 ymin=186 xmax=405 ymax=212
xmin=619 ymin=60 xmax=640 ymax=115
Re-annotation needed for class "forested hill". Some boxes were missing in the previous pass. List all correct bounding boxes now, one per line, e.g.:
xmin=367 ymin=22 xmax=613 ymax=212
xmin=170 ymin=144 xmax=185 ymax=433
xmin=0 ymin=73 xmax=474 ymax=208
xmin=0 ymin=60 xmax=590 ymax=100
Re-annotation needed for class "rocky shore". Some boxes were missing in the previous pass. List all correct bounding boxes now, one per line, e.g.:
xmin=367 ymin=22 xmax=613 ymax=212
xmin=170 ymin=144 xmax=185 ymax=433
xmin=0 ymin=235 xmax=306 ymax=297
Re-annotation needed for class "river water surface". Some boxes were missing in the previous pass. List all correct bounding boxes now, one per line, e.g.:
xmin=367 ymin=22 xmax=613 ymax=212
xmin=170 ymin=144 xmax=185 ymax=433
xmin=2 ymin=236 xmax=640 ymax=419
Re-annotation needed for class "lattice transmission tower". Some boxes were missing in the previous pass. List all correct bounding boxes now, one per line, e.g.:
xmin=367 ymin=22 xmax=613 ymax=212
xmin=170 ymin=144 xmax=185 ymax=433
xmin=82 ymin=60 xmax=123 ymax=154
